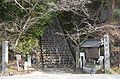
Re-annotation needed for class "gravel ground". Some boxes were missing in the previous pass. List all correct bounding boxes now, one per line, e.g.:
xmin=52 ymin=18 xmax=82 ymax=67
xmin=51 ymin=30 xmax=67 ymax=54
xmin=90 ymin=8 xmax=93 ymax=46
xmin=0 ymin=71 xmax=120 ymax=79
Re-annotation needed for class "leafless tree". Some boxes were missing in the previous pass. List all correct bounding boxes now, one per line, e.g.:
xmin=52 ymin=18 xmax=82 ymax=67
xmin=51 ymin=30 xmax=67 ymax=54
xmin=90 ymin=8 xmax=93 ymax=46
xmin=53 ymin=0 xmax=120 ymax=67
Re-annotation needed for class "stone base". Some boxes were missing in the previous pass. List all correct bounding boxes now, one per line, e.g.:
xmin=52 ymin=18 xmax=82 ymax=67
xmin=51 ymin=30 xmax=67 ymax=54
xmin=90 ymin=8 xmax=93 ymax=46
xmin=83 ymin=65 xmax=101 ymax=74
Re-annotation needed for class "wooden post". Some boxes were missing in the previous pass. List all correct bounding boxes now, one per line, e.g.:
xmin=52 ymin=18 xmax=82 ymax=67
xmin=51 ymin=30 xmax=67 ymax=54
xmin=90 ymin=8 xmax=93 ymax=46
xmin=76 ymin=52 xmax=79 ymax=68
xmin=104 ymin=34 xmax=110 ymax=73
xmin=39 ymin=36 xmax=44 ymax=70
xmin=118 ymin=44 xmax=120 ymax=68
xmin=2 ymin=41 xmax=8 ymax=72
xmin=76 ymin=31 xmax=80 ymax=68
xmin=76 ymin=45 xmax=80 ymax=68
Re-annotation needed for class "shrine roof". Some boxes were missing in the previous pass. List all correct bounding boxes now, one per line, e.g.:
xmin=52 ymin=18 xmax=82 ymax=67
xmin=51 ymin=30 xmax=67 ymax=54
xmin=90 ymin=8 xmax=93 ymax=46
xmin=81 ymin=39 xmax=103 ymax=48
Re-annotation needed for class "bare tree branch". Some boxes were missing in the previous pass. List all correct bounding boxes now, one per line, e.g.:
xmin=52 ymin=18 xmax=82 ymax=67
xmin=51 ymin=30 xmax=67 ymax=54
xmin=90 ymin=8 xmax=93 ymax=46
xmin=14 ymin=0 xmax=28 ymax=13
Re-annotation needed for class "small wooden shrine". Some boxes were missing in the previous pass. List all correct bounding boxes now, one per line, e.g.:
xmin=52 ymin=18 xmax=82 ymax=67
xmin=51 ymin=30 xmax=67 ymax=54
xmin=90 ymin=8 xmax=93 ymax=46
xmin=80 ymin=39 xmax=104 ymax=73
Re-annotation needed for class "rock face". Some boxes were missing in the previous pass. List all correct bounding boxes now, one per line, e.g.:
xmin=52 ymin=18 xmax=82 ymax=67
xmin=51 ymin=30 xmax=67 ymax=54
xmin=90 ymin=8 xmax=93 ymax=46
xmin=41 ymin=17 xmax=75 ymax=68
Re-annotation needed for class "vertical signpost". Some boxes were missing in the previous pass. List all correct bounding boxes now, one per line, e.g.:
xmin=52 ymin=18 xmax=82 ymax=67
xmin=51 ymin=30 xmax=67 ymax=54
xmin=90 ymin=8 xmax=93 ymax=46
xmin=16 ymin=54 xmax=21 ymax=71
xmin=79 ymin=52 xmax=85 ymax=69
xmin=104 ymin=34 xmax=110 ymax=73
xmin=99 ymin=56 xmax=104 ymax=68
xmin=28 ymin=55 xmax=31 ymax=67
xmin=2 ymin=41 xmax=8 ymax=72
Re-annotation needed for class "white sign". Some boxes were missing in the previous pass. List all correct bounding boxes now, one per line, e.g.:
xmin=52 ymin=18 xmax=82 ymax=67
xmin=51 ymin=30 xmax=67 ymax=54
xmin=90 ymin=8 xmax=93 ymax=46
xmin=104 ymin=34 xmax=110 ymax=72
xmin=16 ymin=55 xmax=21 ymax=61
xmin=79 ymin=52 xmax=86 ymax=69
xmin=28 ymin=55 xmax=31 ymax=67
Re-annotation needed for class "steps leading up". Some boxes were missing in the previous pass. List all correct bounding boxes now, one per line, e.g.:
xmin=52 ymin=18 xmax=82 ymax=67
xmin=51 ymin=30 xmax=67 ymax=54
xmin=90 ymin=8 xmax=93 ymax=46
xmin=41 ymin=17 xmax=75 ymax=68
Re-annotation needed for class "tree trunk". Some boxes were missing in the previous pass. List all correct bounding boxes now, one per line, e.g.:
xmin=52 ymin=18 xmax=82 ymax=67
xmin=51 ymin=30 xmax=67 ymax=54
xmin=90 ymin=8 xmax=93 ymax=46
xmin=39 ymin=36 xmax=44 ymax=70
xmin=111 ymin=0 xmax=115 ymax=20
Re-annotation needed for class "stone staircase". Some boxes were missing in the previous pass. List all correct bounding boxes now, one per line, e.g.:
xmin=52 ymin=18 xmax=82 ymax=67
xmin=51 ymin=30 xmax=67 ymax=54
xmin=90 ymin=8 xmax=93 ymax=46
xmin=41 ymin=17 xmax=75 ymax=68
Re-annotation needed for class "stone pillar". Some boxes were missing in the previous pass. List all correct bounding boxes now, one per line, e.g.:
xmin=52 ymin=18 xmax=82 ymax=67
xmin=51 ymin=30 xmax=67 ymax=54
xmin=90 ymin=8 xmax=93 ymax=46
xmin=99 ymin=56 xmax=104 ymax=68
xmin=2 ymin=41 xmax=8 ymax=72
xmin=104 ymin=34 xmax=110 ymax=73
xmin=24 ymin=62 xmax=28 ymax=70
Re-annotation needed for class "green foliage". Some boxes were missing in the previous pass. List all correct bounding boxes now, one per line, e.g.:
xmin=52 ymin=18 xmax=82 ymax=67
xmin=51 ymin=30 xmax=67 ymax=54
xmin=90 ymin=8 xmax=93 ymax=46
xmin=27 ymin=0 xmax=57 ymax=38
xmin=0 ymin=1 xmax=25 ymax=21
xmin=0 ymin=0 xmax=57 ymax=55
xmin=14 ymin=0 xmax=57 ymax=54
xmin=113 ymin=9 xmax=120 ymax=20
xmin=15 ymin=36 xmax=38 ymax=55
xmin=28 ymin=12 xmax=56 ymax=38
xmin=109 ymin=68 xmax=120 ymax=74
